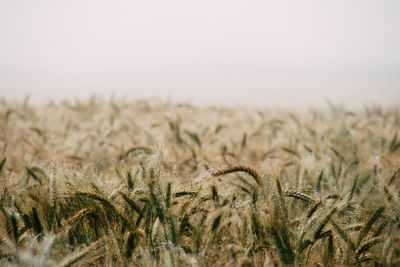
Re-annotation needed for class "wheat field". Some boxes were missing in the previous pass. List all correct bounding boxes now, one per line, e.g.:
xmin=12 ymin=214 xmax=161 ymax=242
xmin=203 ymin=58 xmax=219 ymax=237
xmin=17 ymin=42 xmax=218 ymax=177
xmin=0 ymin=97 xmax=399 ymax=266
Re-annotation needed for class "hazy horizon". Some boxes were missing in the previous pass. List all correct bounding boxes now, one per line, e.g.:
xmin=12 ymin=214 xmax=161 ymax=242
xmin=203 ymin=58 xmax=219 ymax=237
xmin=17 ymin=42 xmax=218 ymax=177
xmin=1 ymin=0 xmax=399 ymax=108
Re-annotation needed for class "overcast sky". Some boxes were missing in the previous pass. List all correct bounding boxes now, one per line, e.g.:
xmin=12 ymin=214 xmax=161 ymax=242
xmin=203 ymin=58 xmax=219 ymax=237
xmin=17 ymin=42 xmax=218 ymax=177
xmin=1 ymin=0 xmax=399 ymax=107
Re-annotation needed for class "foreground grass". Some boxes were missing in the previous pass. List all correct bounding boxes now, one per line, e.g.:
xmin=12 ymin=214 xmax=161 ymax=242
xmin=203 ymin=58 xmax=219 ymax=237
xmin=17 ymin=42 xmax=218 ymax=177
xmin=0 ymin=97 xmax=400 ymax=266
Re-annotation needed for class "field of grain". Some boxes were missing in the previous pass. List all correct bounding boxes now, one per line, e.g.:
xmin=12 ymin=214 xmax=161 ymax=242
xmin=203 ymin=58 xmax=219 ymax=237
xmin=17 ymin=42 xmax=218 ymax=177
xmin=0 ymin=97 xmax=399 ymax=266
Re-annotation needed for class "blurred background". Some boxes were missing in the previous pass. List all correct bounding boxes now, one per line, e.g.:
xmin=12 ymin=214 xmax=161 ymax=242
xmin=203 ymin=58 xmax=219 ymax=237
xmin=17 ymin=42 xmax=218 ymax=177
xmin=0 ymin=0 xmax=399 ymax=108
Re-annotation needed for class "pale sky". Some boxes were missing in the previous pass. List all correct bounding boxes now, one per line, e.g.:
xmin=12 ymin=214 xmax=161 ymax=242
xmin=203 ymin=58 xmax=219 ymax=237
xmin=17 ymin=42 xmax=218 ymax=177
xmin=0 ymin=0 xmax=399 ymax=107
